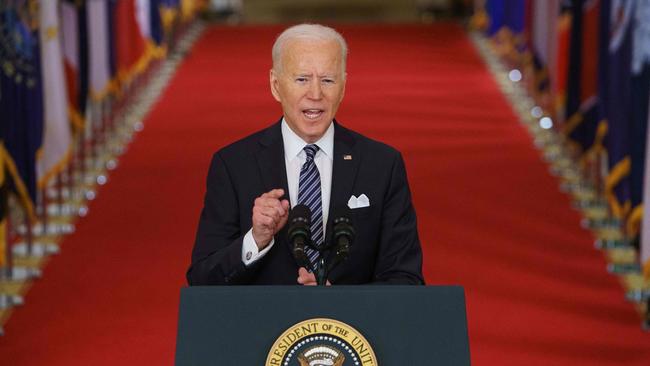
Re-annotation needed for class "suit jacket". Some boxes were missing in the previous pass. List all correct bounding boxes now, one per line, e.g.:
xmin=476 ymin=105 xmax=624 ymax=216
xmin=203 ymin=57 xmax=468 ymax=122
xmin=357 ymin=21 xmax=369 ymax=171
xmin=187 ymin=120 xmax=424 ymax=285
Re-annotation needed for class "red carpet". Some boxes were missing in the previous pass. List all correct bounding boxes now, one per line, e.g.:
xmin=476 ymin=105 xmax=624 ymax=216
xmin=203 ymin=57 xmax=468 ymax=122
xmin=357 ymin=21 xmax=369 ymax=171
xmin=1 ymin=23 xmax=649 ymax=365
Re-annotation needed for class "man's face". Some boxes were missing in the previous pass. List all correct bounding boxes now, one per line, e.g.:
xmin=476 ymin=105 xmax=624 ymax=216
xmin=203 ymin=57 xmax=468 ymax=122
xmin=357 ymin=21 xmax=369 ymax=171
xmin=270 ymin=38 xmax=346 ymax=143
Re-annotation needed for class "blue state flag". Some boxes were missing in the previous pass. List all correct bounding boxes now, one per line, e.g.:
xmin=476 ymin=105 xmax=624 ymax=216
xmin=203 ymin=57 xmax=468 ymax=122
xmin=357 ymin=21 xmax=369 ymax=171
xmin=565 ymin=0 xmax=586 ymax=129
xmin=0 ymin=1 xmax=44 ymax=220
xmin=504 ymin=0 xmax=526 ymax=35
xmin=486 ymin=0 xmax=506 ymax=36
xmin=151 ymin=0 xmax=165 ymax=45
xmin=628 ymin=0 xmax=650 ymax=234
xmin=485 ymin=0 xmax=526 ymax=36
xmin=602 ymin=0 xmax=634 ymax=220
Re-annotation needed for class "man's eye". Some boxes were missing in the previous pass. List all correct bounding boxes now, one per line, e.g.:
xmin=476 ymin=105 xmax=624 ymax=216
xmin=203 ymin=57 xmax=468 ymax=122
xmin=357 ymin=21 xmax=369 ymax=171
xmin=296 ymin=78 xmax=308 ymax=83
xmin=322 ymin=79 xmax=334 ymax=84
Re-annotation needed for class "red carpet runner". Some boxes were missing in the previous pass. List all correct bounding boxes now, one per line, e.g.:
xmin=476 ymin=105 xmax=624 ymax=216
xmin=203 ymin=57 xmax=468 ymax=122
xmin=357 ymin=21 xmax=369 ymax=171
xmin=1 ymin=24 xmax=649 ymax=365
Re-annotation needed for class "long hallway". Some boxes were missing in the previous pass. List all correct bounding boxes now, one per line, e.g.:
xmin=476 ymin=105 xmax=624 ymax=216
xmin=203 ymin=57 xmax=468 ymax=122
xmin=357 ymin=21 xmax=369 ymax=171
xmin=1 ymin=23 xmax=648 ymax=365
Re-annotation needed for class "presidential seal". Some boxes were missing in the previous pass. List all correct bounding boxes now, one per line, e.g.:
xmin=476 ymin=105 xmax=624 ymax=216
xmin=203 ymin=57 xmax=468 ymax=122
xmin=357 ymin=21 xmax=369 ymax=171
xmin=266 ymin=318 xmax=378 ymax=366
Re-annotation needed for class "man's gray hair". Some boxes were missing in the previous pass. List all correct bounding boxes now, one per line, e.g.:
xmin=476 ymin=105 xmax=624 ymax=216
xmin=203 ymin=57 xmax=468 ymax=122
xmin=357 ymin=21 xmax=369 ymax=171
xmin=272 ymin=24 xmax=348 ymax=77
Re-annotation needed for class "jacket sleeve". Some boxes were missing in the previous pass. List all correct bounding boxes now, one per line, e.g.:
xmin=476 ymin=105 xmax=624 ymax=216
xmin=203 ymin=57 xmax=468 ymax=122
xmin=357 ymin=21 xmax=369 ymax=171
xmin=372 ymin=152 xmax=425 ymax=285
xmin=186 ymin=152 xmax=259 ymax=285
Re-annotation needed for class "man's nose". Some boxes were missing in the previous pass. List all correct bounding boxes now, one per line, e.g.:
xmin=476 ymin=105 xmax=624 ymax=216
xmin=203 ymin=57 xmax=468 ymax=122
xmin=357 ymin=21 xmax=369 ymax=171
xmin=307 ymin=79 xmax=323 ymax=100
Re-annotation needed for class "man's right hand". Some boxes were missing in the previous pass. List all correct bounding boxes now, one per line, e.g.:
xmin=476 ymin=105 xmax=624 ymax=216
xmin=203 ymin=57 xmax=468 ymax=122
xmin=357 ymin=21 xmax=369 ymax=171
xmin=252 ymin=189 xmax=290 ymax=250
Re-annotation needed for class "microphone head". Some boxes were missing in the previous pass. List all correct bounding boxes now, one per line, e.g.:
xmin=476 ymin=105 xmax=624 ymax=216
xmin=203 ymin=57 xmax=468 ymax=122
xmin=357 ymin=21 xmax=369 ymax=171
xmin=288 ymin=205 xmax=312 ymax=267
xmin=330 ymin=206 xmax=354 ymax=262
xmin=288 ymin=204 xmax=312 ymax=243
xmin=332 ymin=205 xmax=355 ymax=243
xmin=289 ymin=204 xmax=312 ymax=225
xmin=332 ymin=205 xmax=352 ymax=226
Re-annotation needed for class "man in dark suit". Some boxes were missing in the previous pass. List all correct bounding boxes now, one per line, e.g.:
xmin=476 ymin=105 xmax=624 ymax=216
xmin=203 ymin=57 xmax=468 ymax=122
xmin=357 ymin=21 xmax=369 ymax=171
xmin=187 ymin=24 xmax=423 ymax=285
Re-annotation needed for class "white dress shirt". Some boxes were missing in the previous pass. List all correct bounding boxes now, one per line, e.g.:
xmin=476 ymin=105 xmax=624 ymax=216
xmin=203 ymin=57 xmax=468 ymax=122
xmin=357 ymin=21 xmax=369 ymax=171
xmin=241 ymin=119 xmax=334 ymax=265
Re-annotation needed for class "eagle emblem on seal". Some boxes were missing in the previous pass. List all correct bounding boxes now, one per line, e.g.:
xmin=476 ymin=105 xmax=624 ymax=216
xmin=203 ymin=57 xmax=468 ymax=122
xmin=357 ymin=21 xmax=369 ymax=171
xmin=297 ymin=345 xmax=345 ymax=366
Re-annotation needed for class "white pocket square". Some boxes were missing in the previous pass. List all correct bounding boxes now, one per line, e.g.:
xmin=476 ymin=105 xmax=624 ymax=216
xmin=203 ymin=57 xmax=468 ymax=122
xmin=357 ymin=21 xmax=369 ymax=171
xmin=348 ymin=194 xmax=370 ymax=209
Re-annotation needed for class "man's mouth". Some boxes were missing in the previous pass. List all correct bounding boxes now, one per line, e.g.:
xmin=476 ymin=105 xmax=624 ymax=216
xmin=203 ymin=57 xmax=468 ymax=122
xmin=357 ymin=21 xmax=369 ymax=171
xmin=302 ymin=109 xmax=324 ymax=120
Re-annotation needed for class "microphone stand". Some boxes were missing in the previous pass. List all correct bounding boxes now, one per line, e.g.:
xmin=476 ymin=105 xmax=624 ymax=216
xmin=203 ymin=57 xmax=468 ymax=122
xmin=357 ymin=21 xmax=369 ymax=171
xmin=315 ymin=257 xmax=328 ymax=286
xmin=311 ymin=239 xmax=350 ymax=286
xmin=305 ymin=241 xmax=331 ymax=286
xmin=308 ymin=214 xmax=354 ymax=286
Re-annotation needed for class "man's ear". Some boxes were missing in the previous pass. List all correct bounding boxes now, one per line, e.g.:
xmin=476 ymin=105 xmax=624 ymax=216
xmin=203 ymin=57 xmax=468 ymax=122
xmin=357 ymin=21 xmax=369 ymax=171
xmin=270 ymin=69 xmax=282 ymax=102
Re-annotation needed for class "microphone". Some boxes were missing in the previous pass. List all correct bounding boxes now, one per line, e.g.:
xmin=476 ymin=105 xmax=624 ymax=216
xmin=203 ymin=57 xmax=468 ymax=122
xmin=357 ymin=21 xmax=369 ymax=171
xmin=288 ymin=204 xmax=312 ymax=266
xmin=331 ymin=206 xmax=355 ymax=261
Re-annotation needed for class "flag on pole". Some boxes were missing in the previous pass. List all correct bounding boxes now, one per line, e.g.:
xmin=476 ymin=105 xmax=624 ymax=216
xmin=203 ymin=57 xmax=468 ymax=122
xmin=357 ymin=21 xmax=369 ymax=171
xmin=501 ymin=0 xmax=527 ymax=62
xmin=159 ymin=0 xmax=180 ymax=36
xmin=38 ymin=0 xmax=73 ymax=188
xmin=181 ymin=0 xmax=201 ymax=22
xmin=628 ymin=0 xmax=650 ymax=236
xmin=61 ymin=0 xmax=89 ymax=130
xmin=87 ymin=0 xmax=115 ymax=101
xmin=136 ymin=0 xmax=153 ymax=40
xmin=504 ymin=0 xmax=526 ymax=34
xmin=485 ymin=0 xmax=505 ymax=36
xmin=554 ymin=3 xmax=572 ymax=120
xmin=136 ymin=0 xmax=167 ymax=58
xmin=530 ymin=0 xmax=560 ymax=113
xmin=563 ymin=0 xmax=584 ymax=125
xmin=108 ymin=0 xmax=118 ymax=79
xmin=0 ymin=1 xmax=44 ymax=221
xmin=114 ymin=0 xmax=148 ymax=85
xmin=603 ymin=0 xmax=634 ymax=220
xmin=642 ymin=91 xmax=650 ymax=278
xmin=482 ymin=1 xmax=527 ymax=64
xmin=594 ymin=0 xmax=612 ymax=158
xmin=563 ymin=0 xmax=603 ymax=157
xmin=0 ymin=151 xmax=7 ymax=267
xmin=150 ymin=0 xmax=165 ymax=45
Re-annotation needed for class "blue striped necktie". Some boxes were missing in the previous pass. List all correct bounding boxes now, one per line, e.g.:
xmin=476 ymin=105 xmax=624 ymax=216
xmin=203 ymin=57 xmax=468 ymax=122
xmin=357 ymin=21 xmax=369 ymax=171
xmin=298 ymin=144 xmax=323 ymax=269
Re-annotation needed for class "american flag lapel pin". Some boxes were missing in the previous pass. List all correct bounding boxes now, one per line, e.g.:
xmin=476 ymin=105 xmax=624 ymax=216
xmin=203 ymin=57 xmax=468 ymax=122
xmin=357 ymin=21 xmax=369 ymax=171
xmin=343 ymin=155 xmax=352 ymax=160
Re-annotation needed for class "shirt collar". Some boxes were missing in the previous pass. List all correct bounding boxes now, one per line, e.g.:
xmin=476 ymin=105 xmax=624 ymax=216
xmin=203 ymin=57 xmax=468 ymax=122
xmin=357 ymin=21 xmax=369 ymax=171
xmin=281 ymin=118 xmax=334 ymax=161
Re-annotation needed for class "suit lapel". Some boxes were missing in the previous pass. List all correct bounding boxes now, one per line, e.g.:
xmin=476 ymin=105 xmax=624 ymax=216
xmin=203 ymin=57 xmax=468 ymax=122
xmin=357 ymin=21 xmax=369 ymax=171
xmin=255 ymin=121 xmax=290 ymax=201
xmin=255 ymin=120 xmax=296 ymax=263
xmin=328 ymin=121 xmax=361 ymax=230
